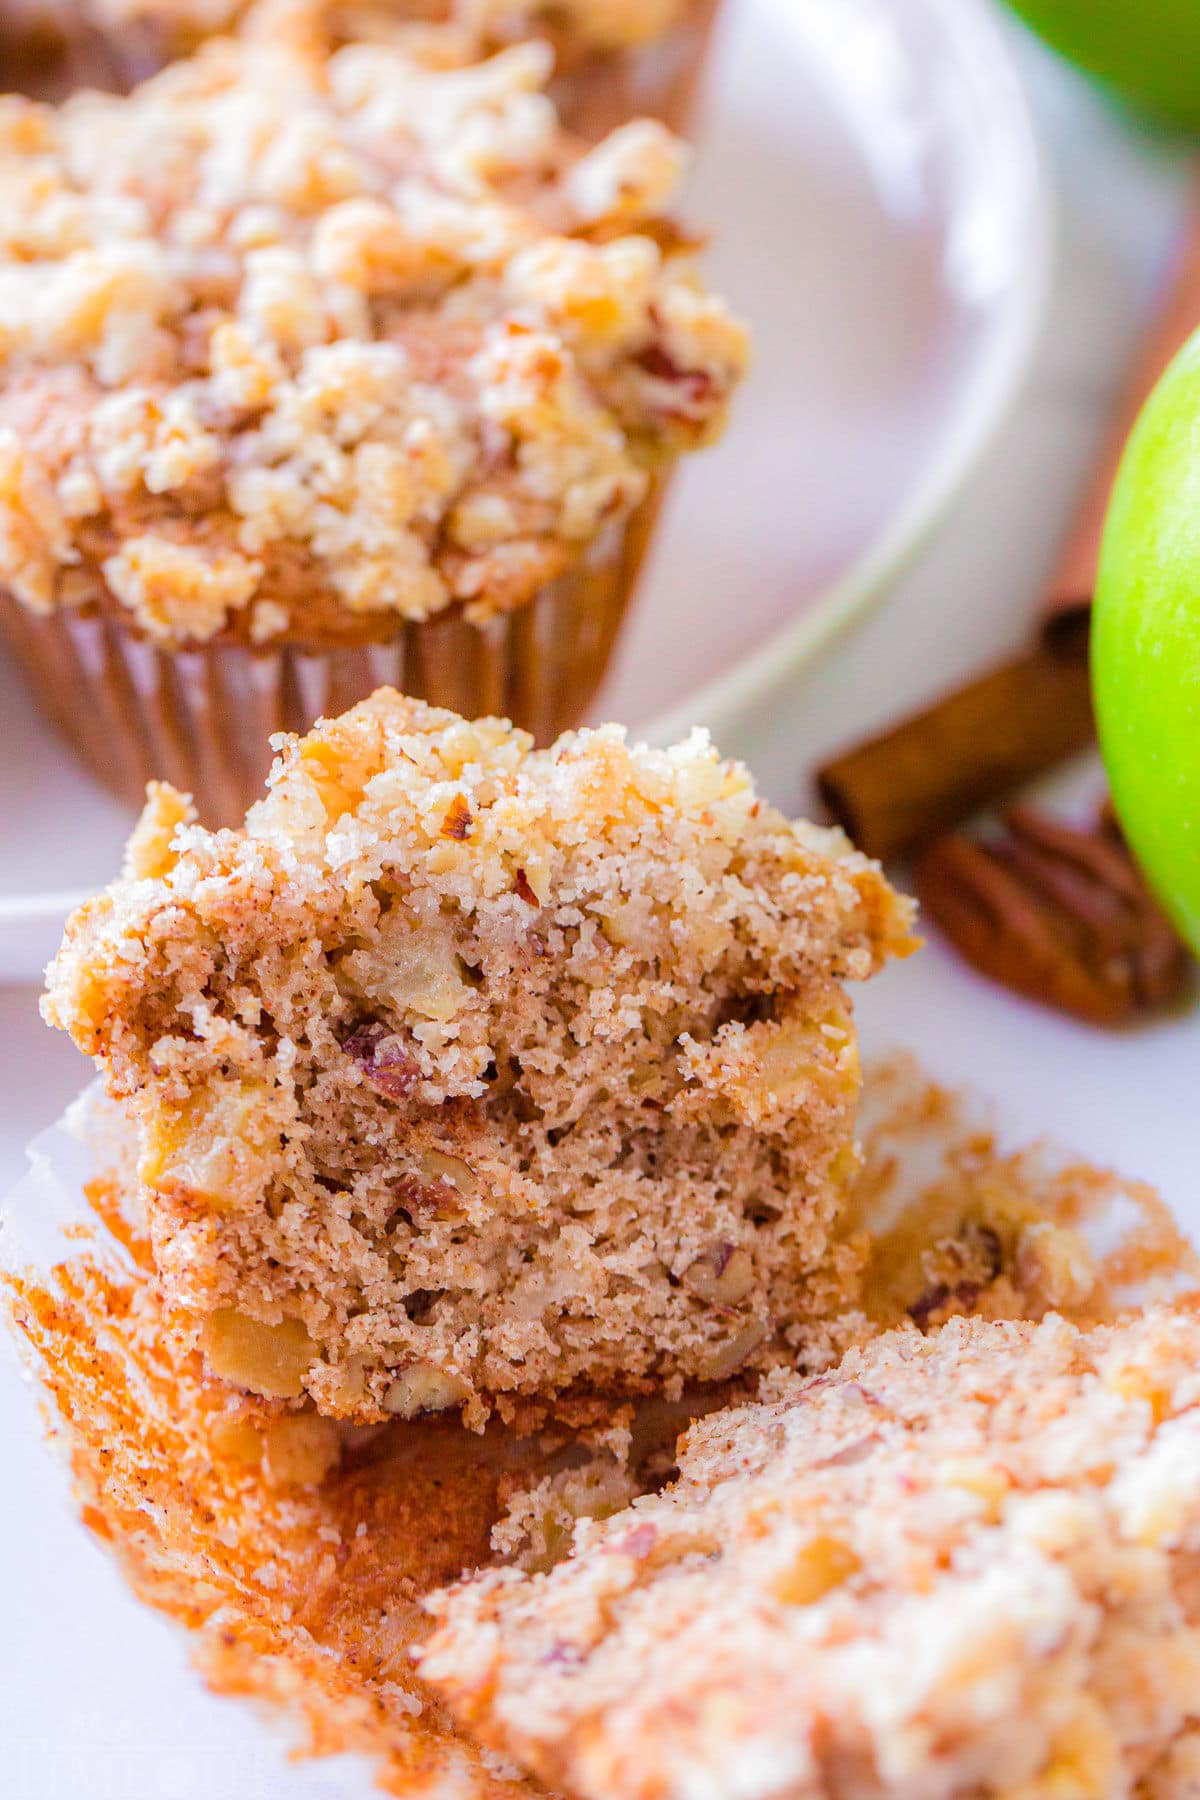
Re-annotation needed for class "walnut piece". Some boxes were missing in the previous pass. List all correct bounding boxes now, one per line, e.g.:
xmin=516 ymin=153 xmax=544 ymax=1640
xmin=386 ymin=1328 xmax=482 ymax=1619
xmin=698 ymin=1319 xmax=766 ymax=1381
xmin=383 ymin=1363 xmax=470 ymax=1418
xmin=682 ymin=1243 xmax=755 ymax=1306
xmin=343 ymin=1024 xmax=421 ymax=1100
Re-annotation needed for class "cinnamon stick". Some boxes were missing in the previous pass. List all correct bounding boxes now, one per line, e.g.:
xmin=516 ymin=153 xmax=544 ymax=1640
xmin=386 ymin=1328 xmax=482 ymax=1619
xmin=816 ymin=625 xmax=1092 ymax=864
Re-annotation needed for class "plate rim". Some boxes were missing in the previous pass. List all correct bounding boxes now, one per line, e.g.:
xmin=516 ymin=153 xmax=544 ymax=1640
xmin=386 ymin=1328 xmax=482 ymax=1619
xmin=0 ymin=0 xmax=1051 ymax=976
xmin=641 ymin=0 xmax=1052 ymax=746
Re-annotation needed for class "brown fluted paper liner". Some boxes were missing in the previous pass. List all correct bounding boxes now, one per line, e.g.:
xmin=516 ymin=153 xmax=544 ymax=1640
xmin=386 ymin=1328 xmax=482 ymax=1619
xmin=0 ymin=485 xmax=662 ymax=828
xmin=553 ymin=0 xmax=722 ymax=141
xmin=0 ymin=4 xmax=128 ymax=98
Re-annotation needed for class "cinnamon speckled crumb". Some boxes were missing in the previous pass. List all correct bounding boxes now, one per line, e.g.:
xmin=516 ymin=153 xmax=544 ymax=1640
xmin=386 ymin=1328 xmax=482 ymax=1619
xmin=422 ymin=1305 xmax=1200 ymax=1800
xmin=44 ymin=690 xmax=913 ymax=1426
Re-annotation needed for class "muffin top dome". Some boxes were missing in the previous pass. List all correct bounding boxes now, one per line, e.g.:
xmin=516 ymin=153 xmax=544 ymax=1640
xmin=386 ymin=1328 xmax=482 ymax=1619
xmin=0 ymin=19 xmax=746 ymax=645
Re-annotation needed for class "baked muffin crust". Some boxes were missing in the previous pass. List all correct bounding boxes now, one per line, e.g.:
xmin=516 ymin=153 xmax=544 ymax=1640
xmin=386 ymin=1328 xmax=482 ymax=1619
xmin=45 ymin=691 xmax=913 ymax=1426
xmin=422 ymin=1306 xmax=1200 ymax=1799
xmin=0 ymin=22 xmax=745 ymax=646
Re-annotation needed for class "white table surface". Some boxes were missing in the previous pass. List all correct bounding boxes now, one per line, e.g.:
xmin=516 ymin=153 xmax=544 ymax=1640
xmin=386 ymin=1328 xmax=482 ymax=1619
xmin=2 ymin=15 xmax=1198 ymax=1797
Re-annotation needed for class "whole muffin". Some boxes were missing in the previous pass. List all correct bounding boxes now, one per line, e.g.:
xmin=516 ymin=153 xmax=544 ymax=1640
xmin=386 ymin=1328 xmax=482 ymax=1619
xmin=43 ymin=0 xmax=721 ymax=138
xmin=0 ymin=26 xmax=747 ymax=821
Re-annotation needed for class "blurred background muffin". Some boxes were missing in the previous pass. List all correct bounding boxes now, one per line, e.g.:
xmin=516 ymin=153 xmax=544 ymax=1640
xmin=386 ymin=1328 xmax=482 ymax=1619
xmin=0 ymin=23 xmax=747 ymax=824
xmin=5 ymin=0 xmax=722 ymax=137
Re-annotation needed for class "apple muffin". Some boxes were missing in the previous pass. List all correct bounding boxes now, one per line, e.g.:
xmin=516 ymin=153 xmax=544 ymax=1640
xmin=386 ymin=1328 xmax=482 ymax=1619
xmin=421 ymin=1305 xmax=1200 ymax=1800
xmin=0 ymin=22 xmax=746 ymax=822
xmin=44 ymin=691 xmax=914 ymax=1428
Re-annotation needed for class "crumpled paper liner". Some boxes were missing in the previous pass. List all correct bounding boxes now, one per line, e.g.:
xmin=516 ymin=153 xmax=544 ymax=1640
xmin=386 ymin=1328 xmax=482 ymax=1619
xmin=0 ymin=487 xmax=661 ymax=828
xmin=2 ymin=1060 xmax=1196 ymax=1796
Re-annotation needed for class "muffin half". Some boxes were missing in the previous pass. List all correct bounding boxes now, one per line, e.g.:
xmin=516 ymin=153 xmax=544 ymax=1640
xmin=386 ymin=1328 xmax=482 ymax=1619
xmin=422 ymin=1306 xmax=1200 ymax=1800
xmin=0 ymin=25 xmax=747 ymax=821
xmin=44 ymin=692 xmax=915 ymax=1428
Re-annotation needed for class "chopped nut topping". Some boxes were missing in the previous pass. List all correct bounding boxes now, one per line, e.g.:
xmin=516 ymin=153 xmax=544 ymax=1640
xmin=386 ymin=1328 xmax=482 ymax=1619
xmin=420 ymin=1310 xmax=1200 ymax=1800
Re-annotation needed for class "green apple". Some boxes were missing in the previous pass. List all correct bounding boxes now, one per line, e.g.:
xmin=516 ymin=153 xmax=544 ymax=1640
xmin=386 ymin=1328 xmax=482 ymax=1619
xmin=1093 ymin=329 xmax=1200 ymax=955
xmin=1005 ymin=0 xmax=1200 ymax=131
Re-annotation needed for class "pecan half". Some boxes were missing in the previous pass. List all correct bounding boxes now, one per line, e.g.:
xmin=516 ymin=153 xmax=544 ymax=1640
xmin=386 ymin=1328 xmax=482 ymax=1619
xmin=914 ymin=804 xmax=1193 ymax=1027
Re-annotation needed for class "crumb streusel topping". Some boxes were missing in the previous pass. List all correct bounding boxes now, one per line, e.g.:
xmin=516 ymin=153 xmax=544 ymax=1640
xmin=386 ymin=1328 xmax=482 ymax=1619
xmin=421 ymin=1306 xmax=1200 ymax=1800
xmin=0 ymin=23 xmax=744 ymax=644
xmin=44 ymin=691 xmax=913 ymax=1427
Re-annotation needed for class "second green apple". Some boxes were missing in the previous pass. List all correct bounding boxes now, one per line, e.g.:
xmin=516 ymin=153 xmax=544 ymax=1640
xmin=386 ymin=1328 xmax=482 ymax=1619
xmin=1005 ymin=0 xmax=1200 ymax=130
xmin=1093 ymin=330 xmax=1200 ymax=956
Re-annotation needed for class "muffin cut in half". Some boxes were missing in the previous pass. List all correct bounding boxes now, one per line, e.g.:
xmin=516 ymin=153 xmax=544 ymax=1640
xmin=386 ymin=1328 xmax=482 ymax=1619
xmin=45 ymin=691 xmax=913 ymax=1427
xmin=421 ymin=1306 xmax=1200 ymax=1800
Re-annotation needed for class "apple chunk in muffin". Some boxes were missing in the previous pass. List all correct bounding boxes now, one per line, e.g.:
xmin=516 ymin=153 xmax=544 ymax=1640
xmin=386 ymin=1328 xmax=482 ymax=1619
xmin=45 ymin=690 xmax=913 ymax=1426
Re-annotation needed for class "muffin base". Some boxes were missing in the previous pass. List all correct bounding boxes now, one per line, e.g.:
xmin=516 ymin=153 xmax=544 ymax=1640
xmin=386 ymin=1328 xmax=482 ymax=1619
xmin=0 ymin=487 xmax=661 ymax=824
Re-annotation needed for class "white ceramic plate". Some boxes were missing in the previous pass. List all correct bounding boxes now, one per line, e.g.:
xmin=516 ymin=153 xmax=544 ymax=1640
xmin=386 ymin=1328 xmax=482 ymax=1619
xmin=0 ymin=0 xmax=1048 ymax=981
